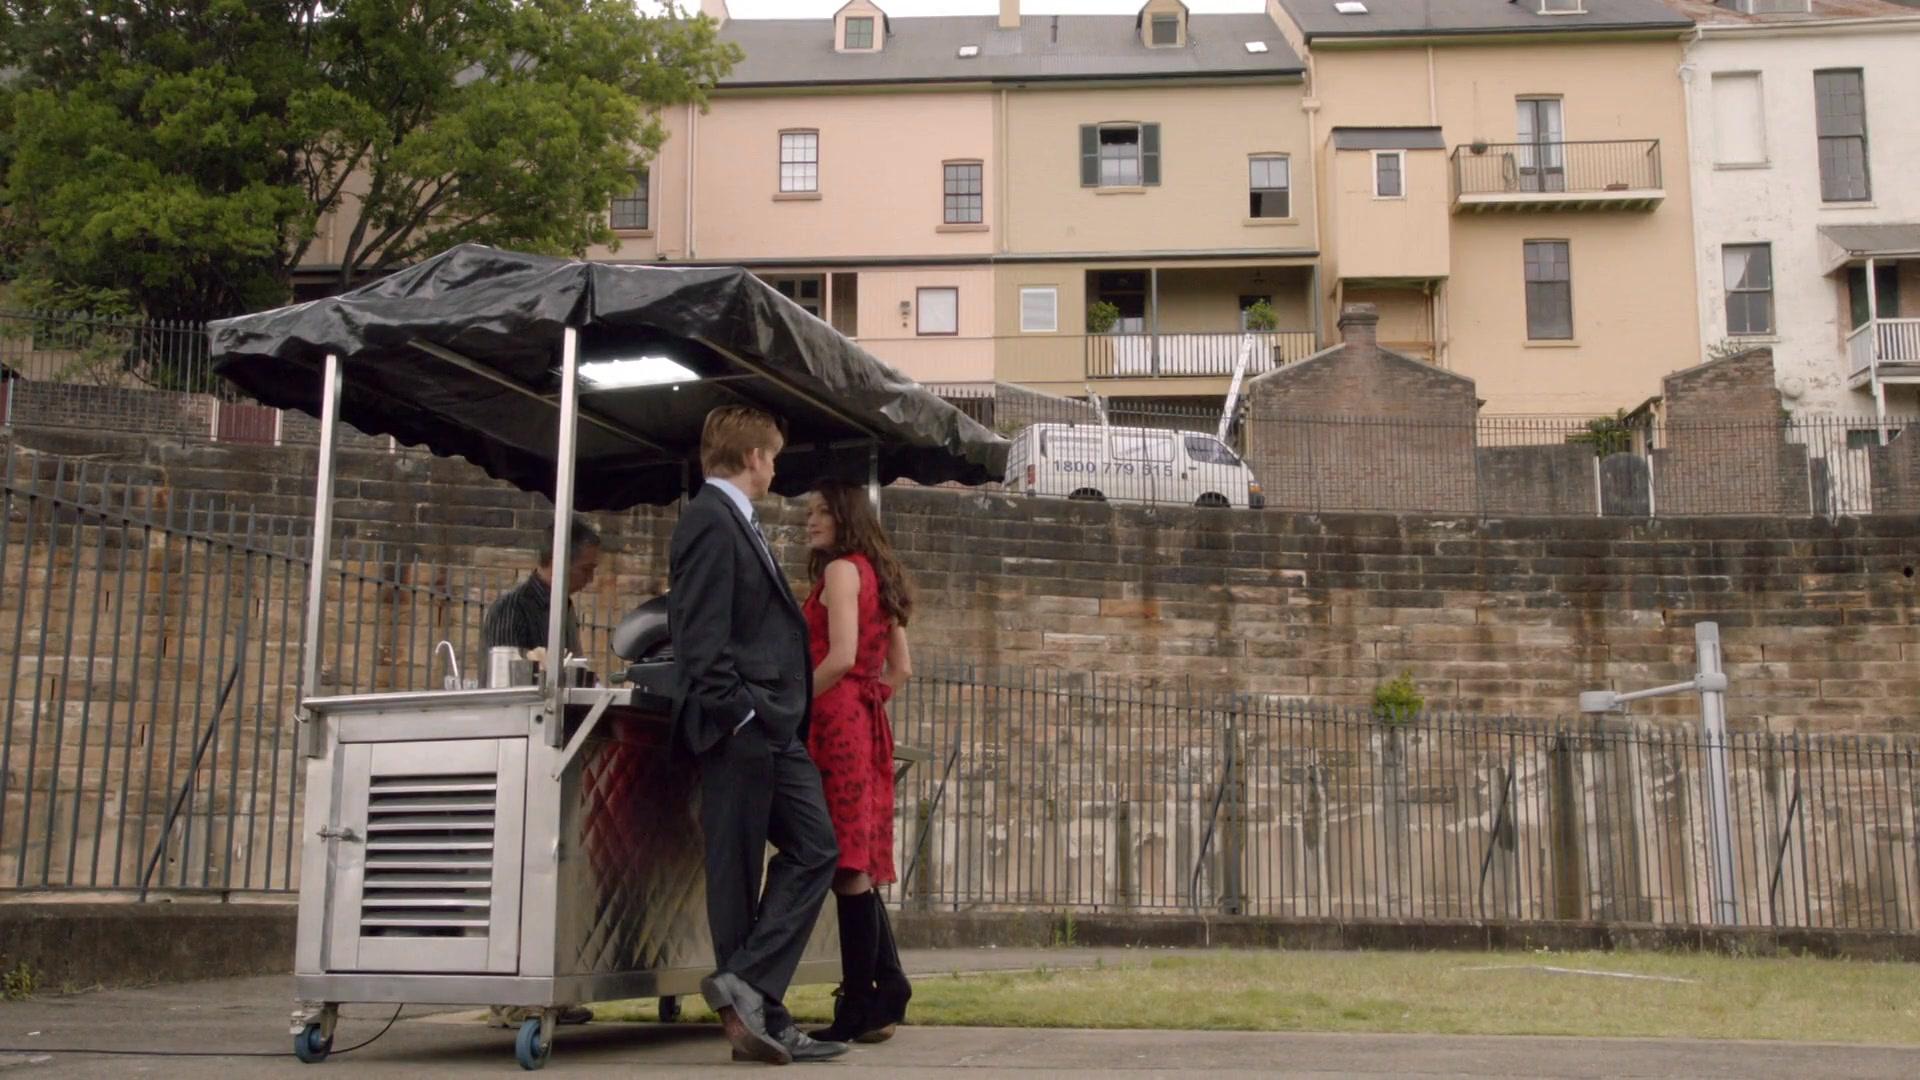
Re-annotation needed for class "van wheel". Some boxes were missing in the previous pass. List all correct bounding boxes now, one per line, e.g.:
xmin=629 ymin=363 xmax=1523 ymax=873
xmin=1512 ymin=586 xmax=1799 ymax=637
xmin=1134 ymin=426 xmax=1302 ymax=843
xmin=1068 ymin=488 xmax=1106 ymax=502
xmin=1195 ymin=493 xmax=1230 ymax=508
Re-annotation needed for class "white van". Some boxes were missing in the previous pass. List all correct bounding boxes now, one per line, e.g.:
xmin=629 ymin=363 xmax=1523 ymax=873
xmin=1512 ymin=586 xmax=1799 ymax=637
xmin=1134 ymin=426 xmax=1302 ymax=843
xmin=1005 ymin=422 xmax=1265 ymax=509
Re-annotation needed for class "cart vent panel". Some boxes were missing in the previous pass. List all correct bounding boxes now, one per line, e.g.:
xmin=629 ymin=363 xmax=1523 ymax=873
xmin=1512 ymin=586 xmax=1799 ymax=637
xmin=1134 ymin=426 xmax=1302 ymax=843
xmin=360 ymin=772 xmax=498 ymax=938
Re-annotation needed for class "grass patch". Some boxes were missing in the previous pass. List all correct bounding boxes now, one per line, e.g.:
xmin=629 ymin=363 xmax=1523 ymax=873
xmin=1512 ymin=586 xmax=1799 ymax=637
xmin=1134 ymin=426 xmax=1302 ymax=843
xmin=594 ymin=950 xmax=1920 ymax=1044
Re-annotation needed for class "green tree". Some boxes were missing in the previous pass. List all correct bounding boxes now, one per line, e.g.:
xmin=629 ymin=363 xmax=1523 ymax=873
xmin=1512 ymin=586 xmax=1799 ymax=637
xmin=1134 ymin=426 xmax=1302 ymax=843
xmin=0 ymin=1 xmax=739 ymax=323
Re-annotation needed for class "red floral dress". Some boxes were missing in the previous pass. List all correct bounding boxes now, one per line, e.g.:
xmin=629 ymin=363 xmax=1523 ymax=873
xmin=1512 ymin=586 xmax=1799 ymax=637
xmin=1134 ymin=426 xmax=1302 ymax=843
xmin=803 ymin=553 xmax=898 ymax=884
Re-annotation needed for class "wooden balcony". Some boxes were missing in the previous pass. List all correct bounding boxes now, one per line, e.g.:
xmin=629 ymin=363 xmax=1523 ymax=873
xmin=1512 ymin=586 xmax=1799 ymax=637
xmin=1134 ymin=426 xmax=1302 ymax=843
xmin=1847 ymin=317 xmax=1920 ymax=388
xmin=1085 ymin=330 xmax=1318 ymax=379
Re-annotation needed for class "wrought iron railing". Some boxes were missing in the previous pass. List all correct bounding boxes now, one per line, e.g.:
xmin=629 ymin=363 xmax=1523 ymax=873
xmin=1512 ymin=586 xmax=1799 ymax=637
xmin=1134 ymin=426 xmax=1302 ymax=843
xmin=1451 ymin=140 xmax=1662 ymax=200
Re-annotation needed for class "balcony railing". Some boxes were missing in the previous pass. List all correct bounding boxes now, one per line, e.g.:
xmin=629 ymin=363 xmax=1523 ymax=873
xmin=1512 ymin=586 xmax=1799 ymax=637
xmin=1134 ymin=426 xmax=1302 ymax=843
xmin=1848 ymin=317 xmax=1920 ymax=380
xmin=1451 ymin=140 xmax=1663 ymax=212
xmin=1086 ymin=330 xmax=1319 ymax=379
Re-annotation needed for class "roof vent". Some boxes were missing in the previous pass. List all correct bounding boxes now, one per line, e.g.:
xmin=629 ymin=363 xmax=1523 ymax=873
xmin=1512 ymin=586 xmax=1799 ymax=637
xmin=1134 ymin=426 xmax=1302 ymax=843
xmin=1335 ymin=1 xmax=1368 ymax=13
xmin=1244 ymin=41 xmax=1270 ymax=54
xmin=958 ymin=44 xmax=980 ymax=58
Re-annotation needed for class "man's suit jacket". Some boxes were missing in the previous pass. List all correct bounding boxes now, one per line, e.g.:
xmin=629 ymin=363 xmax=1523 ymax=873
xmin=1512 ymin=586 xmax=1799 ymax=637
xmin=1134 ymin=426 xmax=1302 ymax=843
xmin=668 ymin=483 xmax=813 ymax=755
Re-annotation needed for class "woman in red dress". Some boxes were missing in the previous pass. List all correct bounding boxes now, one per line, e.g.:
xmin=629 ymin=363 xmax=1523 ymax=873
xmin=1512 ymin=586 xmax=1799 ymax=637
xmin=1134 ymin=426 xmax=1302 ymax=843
xmin=801 ymin=480 xmax=914 ymax=1044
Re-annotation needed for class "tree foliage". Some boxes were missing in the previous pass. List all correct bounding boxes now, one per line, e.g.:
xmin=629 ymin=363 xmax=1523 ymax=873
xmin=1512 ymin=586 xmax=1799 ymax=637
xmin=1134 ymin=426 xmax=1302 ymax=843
xmin=0 ymin=1 xmax=739 ymax=322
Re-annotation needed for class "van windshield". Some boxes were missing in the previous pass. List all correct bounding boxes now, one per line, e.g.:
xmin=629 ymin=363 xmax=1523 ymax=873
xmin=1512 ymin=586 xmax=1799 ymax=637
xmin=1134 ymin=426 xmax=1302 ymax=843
xmin=1184 ymin=435 xmax=1240 ymax=466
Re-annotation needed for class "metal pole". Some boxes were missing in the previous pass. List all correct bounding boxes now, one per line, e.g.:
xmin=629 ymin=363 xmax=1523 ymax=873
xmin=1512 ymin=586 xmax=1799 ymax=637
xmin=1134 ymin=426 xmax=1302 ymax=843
xmin=544 ymin=327 xmax=582 ymax=739
xmin=299 ymin=354 xmax=342 ymax=757
xmin=1697 ymin=620 xmax=1738 ymax=925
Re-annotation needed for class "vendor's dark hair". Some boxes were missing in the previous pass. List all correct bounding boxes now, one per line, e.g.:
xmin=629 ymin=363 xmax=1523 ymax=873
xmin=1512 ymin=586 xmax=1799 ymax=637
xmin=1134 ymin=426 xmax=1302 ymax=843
xmin=807 ymin=481 xmax=913 ymax=629
xmin=538 ymin=517 xmax=601 ymax=567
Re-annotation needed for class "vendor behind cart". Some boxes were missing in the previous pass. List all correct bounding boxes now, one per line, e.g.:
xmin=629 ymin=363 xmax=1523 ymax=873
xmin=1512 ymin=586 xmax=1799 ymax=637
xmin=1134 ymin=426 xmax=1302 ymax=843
xmin=480 ymin=516 xmax=600 ymax=1030
xmin=482 ymin=516 xmax=601 ymax=659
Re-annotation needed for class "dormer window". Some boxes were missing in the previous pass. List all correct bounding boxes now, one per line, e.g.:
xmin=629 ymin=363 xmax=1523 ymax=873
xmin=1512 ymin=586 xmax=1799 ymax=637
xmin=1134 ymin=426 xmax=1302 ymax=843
xmin=1716 ymin=0 xmax=1812 ymax=12
xmin=1137 ymin=0 xmax=1187 ymax=48
xmin=1537 ymin=0 xmax=1585 ymax=12
xmin=833 ymin=1 xmax=887 ymax=54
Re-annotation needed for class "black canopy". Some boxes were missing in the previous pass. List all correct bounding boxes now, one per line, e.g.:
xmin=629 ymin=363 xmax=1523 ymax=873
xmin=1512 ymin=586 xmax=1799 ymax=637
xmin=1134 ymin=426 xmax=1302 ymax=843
xmin=209 ymin=245 xmax=1007 ymax=511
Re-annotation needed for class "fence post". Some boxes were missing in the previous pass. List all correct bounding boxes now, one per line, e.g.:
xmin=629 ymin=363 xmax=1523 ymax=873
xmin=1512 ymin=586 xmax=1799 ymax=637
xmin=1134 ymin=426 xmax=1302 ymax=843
xmin=911 ymin=797 xmax=934 ymax=912
xmin=1221 ymin=714 xmax=1245 ymax=916
xmin=1114 ymin=800 xmax=1134 ymax=910
xmin=1697 ymin=622 xmax=1739 ymax=925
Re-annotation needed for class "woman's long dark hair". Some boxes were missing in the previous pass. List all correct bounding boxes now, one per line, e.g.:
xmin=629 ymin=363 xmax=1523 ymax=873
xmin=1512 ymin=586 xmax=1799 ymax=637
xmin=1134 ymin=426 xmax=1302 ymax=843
xmin=807 ymin=480 xmax=914 ymax=628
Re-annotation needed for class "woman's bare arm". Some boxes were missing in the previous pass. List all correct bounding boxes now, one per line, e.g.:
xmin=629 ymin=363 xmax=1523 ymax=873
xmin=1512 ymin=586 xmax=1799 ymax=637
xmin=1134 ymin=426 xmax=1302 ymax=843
xmin=812 ymin=559 xmax=861 ymax=698
xmin=882 ymin=623 xmax=912 ymax=692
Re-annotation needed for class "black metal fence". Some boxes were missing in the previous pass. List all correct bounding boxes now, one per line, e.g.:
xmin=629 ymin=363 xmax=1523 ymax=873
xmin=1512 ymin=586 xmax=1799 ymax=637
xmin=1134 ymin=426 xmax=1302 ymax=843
xmin=1 ymin=449 xmax=1916 ymax=934
xmin=1451 ymin=139 xmax=1663 ymax=200
xmin=0 ymin=451 xmax=622 ymax=895
xmin=944 ymin=390 xmax=1920 ymax=518
xmin=891 ymin=659 xmax=1920 ymax=929
xmin=0 ymin=309 xmax=232 ymax=398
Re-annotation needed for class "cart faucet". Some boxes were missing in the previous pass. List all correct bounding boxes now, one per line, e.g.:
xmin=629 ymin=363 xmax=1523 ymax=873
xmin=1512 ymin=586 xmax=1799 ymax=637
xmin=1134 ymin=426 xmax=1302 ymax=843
xmin=435 ymin=640 xmax=461 ymax=690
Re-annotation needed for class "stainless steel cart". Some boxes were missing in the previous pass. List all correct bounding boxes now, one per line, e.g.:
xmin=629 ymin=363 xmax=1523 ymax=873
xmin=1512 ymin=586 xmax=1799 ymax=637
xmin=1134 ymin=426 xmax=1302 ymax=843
xmin=289 ymin=684 xmax=864 ymax=1070
xmin=207 ymin=246 xmax=1006 ymax=1071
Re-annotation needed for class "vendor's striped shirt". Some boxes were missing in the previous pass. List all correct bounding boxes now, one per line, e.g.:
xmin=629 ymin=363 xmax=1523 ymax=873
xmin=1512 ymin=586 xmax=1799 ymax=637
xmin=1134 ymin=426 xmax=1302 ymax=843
xmin=481 ymin=574 xmax=580 ymax=655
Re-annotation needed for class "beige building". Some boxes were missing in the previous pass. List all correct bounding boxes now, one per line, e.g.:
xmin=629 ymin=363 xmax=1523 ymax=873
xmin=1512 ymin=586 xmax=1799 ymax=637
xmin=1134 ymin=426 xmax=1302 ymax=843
xmin=1271 ymin=0 xmax=1703 ymax=415
xmin=299 ymin=0 xmax=1711 ymax=417
xmin=599 ymin=0 xmax=1320 ymax=402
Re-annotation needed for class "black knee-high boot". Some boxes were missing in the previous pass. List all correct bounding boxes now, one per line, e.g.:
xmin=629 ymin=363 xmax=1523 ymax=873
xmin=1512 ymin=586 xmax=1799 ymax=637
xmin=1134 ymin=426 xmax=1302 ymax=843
xmin=810 ymin=890 xmax=881 ymax=1043
xmin=864 ymin=895 xmax=912 ymax=1040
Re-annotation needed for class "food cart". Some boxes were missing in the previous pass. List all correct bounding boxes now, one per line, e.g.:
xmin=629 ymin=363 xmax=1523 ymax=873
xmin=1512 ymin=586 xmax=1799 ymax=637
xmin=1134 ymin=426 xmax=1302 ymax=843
xmin=208 ymin=245 xmax=1006 ymax=1070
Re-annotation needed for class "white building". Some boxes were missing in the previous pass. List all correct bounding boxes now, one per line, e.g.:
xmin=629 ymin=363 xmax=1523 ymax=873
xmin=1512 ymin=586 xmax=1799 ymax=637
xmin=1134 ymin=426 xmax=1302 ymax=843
xmin=1675 ymin=0 xmax=1920 ymax=427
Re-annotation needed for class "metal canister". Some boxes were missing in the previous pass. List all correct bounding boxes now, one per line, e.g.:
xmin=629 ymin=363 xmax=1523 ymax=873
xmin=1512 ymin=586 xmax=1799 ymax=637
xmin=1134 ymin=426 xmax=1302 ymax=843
xmin=564 ymin=655 xmax=592 ymax=688
xmin=488 ymin=646 xmax=532 ymax=688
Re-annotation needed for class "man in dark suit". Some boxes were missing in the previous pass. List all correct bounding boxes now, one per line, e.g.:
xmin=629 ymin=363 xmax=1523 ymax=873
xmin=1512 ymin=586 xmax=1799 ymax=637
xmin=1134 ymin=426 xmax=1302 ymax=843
xmin=669 ymin=405 xmax=845 ymax=1066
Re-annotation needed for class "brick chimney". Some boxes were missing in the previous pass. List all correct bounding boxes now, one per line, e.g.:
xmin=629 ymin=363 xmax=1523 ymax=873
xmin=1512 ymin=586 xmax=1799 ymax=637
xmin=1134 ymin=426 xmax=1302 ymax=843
xmin=701 ymin=0 xmax=729 ymax=28
xmin=1000 ymin=0 xmax=1020 ymax=30
xmin=1337 ymin=303 xmax=1379 ymax=350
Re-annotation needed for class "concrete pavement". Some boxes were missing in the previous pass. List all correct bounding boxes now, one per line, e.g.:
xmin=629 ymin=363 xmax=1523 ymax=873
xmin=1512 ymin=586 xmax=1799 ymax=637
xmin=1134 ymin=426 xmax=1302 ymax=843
xmin=0 ymin=950 xmax=1914 ymax=1078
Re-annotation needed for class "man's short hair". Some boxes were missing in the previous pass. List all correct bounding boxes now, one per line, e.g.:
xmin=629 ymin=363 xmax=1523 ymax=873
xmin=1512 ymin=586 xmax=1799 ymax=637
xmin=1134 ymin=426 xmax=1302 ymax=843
xmin=699 ymin=405 xmax=785 ymax=478
xmin=538 ymin=516 xmax=601 ymax=567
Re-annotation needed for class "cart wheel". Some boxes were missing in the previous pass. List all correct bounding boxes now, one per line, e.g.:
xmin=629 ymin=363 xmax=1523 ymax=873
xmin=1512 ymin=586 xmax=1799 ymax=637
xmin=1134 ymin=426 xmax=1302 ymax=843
xmin=515 ymin=1017 xmax=552 ymax=1071
xmin=294 ymin=1022 xmax=333 ymax=1064
xmin=658 ymin=995 xmax=682 ymax=1023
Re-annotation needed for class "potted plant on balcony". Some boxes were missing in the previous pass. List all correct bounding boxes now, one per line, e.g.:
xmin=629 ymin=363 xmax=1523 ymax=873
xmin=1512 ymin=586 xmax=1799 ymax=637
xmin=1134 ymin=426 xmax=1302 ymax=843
xmin=1242 ymin=299 xmax=1279 ymax=333
xmin=1087 ymin=300 xmax=1121 ymax=335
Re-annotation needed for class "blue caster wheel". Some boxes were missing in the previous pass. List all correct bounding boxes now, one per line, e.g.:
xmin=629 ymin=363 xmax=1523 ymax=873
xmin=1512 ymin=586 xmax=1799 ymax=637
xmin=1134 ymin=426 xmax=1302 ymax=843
xmin=515 ymin=1017 xmax=552 ymax=1071
xmin=659 ymin=995 xmax=682 ymax=1023
xmin=294 ymin=1022 xmax=332 ymax=1064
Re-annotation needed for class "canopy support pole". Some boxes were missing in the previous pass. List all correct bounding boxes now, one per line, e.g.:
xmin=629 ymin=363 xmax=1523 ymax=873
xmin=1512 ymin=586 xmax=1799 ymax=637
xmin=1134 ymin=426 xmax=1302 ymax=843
xmin=298 ymin=353 xmax=342 ymax=758
xmin=543 ymin=326 xmax=582 ymax=746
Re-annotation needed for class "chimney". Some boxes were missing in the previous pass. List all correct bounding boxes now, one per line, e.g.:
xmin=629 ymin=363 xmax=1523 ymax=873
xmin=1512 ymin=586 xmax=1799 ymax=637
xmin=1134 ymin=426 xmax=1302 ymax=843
xmin=999 ymin=0 xmax=1020 ymax=30
xmin=701 ymin=0 xmax=729 ymax=28
xmin=1337 ymin=303 xmax=1380 ymax=349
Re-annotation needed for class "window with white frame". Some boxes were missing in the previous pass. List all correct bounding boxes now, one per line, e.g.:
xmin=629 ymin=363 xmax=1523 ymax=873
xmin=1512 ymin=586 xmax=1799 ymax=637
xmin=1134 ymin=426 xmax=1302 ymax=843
xmin=780 ymin=131 xmax=819 ymax=193
xmin=1373 ymin=151 xmax=1404 ymax=198
xmin=843 ymin=16 xmax=874 ymax=50
xmin=1080 ymin=124 xmax=1161 ymax=187
xmin=916 ymin=287 xmax=958 ymax=336
xmin=1538 ymin=0 xmax=1584 ymax=12
xmin=1020 ymin=287 xmax=1058 ymax=333
xmin=1723 ymin=244 xmax=1774 ymax=337
xmin=1248 ymin=155 xmax=1289 ymax=217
